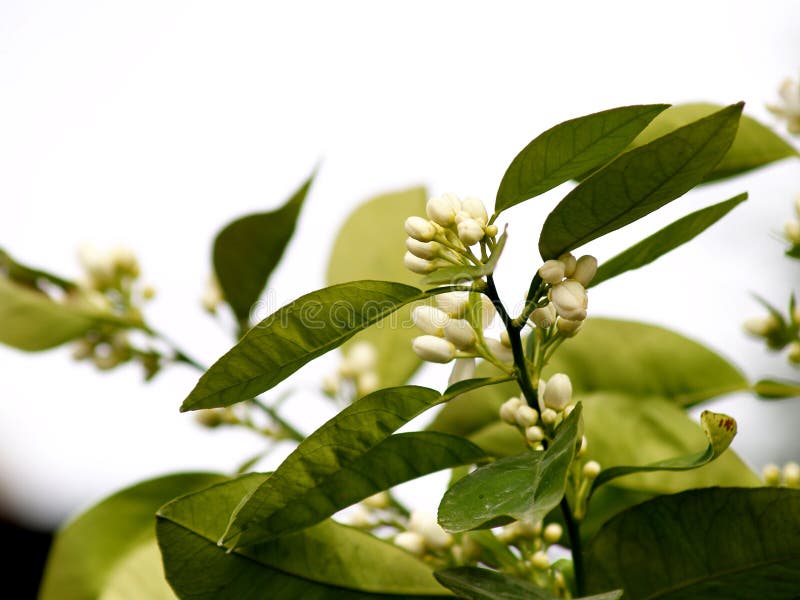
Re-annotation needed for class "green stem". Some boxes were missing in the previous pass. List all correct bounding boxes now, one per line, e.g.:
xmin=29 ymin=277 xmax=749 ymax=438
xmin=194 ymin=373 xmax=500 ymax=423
xmin=560 ymin=495 xmax=585 ymax=596
xmin=251 ymin=398 xmax=305 ymax=442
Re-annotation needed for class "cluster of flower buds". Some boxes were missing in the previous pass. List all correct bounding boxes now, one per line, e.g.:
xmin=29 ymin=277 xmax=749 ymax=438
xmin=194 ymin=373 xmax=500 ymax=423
xmin=410 ymin=291 xmax=515 ymax=379
xmin=743 ymin=301 xmax=800 ymax=363
xmin=533 ymin=253 xmax=597 ymax=336
xmin=393 ymin=509 xmax=453 ymax=556
xmin=404 ymin=194 xmax=499 ymax=275
xmin=783 ymin=194 xmax=800 ymax=247
xmin=322 ymin=341 xmax=381 ymax=400
xmin=763 ymin=461 xmax=800 ymax=488
xmin=767 ymin=77 xmax=800 ymax=135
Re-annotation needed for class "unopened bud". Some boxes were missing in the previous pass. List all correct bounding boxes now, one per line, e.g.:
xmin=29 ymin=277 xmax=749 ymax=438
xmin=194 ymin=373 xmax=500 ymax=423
xmin=543 ymin=373 xmax=572 ymax=411
xmin=427 ymin=194 xmax=460 ymax=227
xmin=543 ymin=523 xmax=563 ymax=544
xmin=541 ymin=408 xmax=558 ymax=425
xmin=461 ymin=197 xmax=488 ymax=226
xmin=435 ymin=291 xmax=469 ymax=317
xmin=406 ymin=238 xmax=442 ymax=260
xmin=525 ymin=425 xmax=545 ymax=443
xmin=531 ymin=550 xmax=550 ymax=570
xmin=531 ymin=303 xmax=557 ymax=329
xmin=346 ymin=341 xmax=378 ymax=374
xmin=785 ymin=219 xmax=800 ymax=244
xmin=549 ymin=280 xmax=588 ymax=321
xmin=558 ymin=252 xmax=577 ymax=277
xmin=743 ymin=315 xmax=779 ymax=337
xmin=363 ymin=491 xmax=390 ymax=509
xmin=443 ymin=318 xmax=477 ymax=350
xmin=349 ymin=505 xmax=373 ymax=528
xmin=499 ymin=330 xmax=512 ymax=347
xmin=394 ymin=531 xmax=426 ymax=556
xmin=500 ymin=397 xmax=523 ymax=424
xmin=515 ymin=405 xmax=539 ymax=428
xmin=485 ymin=337 xmax=514 ymax=363
xmin=480 ymin=295 xmax=497 ymax=327
xmin=356 ymin=371 xmax=380 ymax=395
xmin=578 ymin=435 xmax=588 ymax=456
xmin=789 ymin=342 xmax=800 ymax=364
xmin=583 ymin=460 xmax=601 ymax=479
xmin=405 ymin=216 xmax=437 ymax=242
xmin=485 ymin=224 xmax=499 ymax=237
xmin=573 ymin=255 xmax=598 ymax=286
xmin=409 ymin=509 xmax=453 ymax=549
xmin=763 ymin=463 xmax=781 ymax=486
xmin=321 ymin=373 xmax=340 ymax=396
xmin=412 ymin=335 xmax=456 ymax=363
xmin=404 ymin=252 xmax=435 ymax=274
xmin=783 ymin=462 xmax=800 ymax=487
xmin=538 ymin=260 xmax=566 ymax=284
xmin=412 ymin=305 xmax=450 ymax=336
xmin=557 ymin=317 xmax=584 ymax=336
xmin=457 ymin=218 xmax=485 ymax=246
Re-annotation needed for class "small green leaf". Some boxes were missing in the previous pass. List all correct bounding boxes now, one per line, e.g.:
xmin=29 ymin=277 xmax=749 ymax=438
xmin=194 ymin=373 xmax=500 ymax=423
xmin=181 ymin=281 xmax=425 ymax=411
xmin=435 ymin=567 xmax=623 ymax=600
xmin=213 ymin=172 xmax=314 ymax=330
xmin=585 ymin=488 xmax=800 ymax=599
xmin=753 ymin=378 xmax=800 ymax=399
xmin=538 ymin=103 xmax=743 ymax=259
xmin=438 ymin=404 xmax=582 ymax=532
xmin=580 ymin=392 xmax=758 ymax=494
xmin=222 ymin=379 xmax=502 ymax=547
xmin=590 ymin=410 xmax=738 ymax=495
xmin=327 ymin=187 xmax=428 ymax=387
xmin=590 ymin=193 xmax=748 ymax=287
xmin=421 ymin=231 xmax=508 ymax=286
xmin=629 ymin=102 xmax=799 ymax=182
xmin=39 ymin=472 xmax=225 ymax=600
xmin=495 ymin=104 xmax=669 ymax=213
xmin=157 ymin=474 xmax=448 ymax=598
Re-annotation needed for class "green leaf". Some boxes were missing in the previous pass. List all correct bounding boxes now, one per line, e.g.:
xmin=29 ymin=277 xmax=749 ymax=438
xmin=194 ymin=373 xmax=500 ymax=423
xmin=590 ymin=193 xmax=747 ymax=287
xmin=435 ymin=567 xmax=622 ymax=600
xmin=98 ymin=541 xmax=176 ymax=600
xmin=580 ymin=392 xmax=758 ymax=494
xmin=538 ymin=103 xmax=743 ymax=259
xmin=495 ymin=104 xmax=669 ymax=213
xmin=753 ymin=378 xmax=800 ymax=399
xmin=39 ymin=472 xmax=225 ymax=600
xmin=0 ymin=247 xmax=77 ymax=291
xmin=438 ymin=404 xmax=582 ymax=532
xmin=213 ymin=172 xmax=314 ymax=330
xmin=590 ymin=409 xmax=738 ymax=495
xmin=157 ymin=474 xmax=448 ymax=598
xmin=585 ymin=488 xmax=800 ymax=599
xmin=181 ymin=281 xmax=425 ymax=411
xmin=629 ymin=102 xmax=799 ymax=182
xmin=421 ymin=231 xmax=507 ymax=286
xmin=327 ymin=187 xmax=428 ymax=387
xmin=223 ymin=379 xmax=502 ymax=547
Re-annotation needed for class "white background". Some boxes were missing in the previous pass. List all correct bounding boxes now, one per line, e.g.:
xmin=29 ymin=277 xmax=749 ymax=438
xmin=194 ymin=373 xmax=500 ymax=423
xmin=1 ymin=1 xmax=799 ymax=528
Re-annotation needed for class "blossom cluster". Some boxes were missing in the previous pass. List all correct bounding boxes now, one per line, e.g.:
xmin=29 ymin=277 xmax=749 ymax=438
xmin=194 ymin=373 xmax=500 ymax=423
xmin=767 ymin=77 xmax=800 ymax=135
xmin=535 ymin=253 xmax=597 ymax=335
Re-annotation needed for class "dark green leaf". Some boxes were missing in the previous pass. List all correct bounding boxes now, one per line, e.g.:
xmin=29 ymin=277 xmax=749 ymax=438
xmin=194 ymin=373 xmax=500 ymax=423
xmin=327 ymin=187 xmax=428 ymax=387
xmin=495 ymin=104 xmax=669 ymax=213
xmin=181 ymin=281 xmax=425 ymax=411
xmin=421 ymin=231 xmax=507 ymax=286
xmin=438 ymin=405 xmax=582 ymax=532
xmin=590 ymin=193 xmax=747 ymax=287
xmin=538 ymin=103 xmax=743 ymax=259
xmin=435 ymin=567 xmax=622 ymax=600
xmin=214 ymin=173 xmax=314 ymax=329
xmin=585 ymin=488 xmax=800 ymax=599
xmin=753 ymin=378 xmax=800 ymax=399
xmin=629 ymin=103 xmax=799 ymax=182
xmin=222 ymin=379 xmax=502 ymax=547
xmin=39 ymin=472 xmax=225 ymax=600
xmin=157 ymin=474 xmax=448 ymax=598
xmin=590 ymin=409 xmax=738 ymax=495
xmin=580 ymin=392 xmax=758 ymax=494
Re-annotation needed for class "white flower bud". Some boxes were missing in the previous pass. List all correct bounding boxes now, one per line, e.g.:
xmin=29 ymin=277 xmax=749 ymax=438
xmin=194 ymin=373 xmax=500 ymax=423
xmin=78 ymin=243 xmax=115 ymax=287
xmin=448 ymin=357 xmax=476 ymax=386
xmin=498 ymin=330 xmax=511 ymax=348
xmin=515 ymin=404 xmax=538 ymax=428
xmin=783 ymin=462 xmax=800 ymax=488
xmin=461 ymin=197 xmax=488 ymax=226
xmin=557 ymin=317 xmax=584 ymax=336
xmin=201 ymin=274 xmax=223 ymax=313
xmin=578 ymin=435 xmax=588 ymax=456
xmin=541 ymin=408 xmax=558 ymax=425
xmin=500 ymin=397 xmax=523 ymax=424
xmin=412 ymin=335 xmax=456 ymax=363
xmin=443 ymin=318 xmax=477 ymax=350
xmin=549 ymin=279 xmax=588 ymax=321
xmin=543 ymin=523 xmax=563 ymax=544
xmin=543 ymin=373 xmax=572 ymax=411
xmin=538 ymin=260 xmax=566 ymax=284
xmin=743 ymin=315 xmax=779 ymax=337
xmin=111 ymin=246 xmax=140 ymax=278
xmin=406 ymin=238 xmax=442 ymax=260
xmin=404 ymin=252 xmax=435 ymax=274
xmin=357 ymin=371 xmax=380 ymax=396
xmin=346 ymin=341 xmax=378 ymax=374
xmin=518 ymin=520 xmax=542 ymax=537
xmin=531 ymin=550 xmax=550 ymax=570
xmin=394 ymin=531 xmax=426 ymax=555
xmin=531 ymin=303 xmax=557 ymax=329
xmin=785 ymin=219 xmax=800 ymax=244
xmin=409 ymin=509 xmax=452 ymax=549
xmin=558 ymin=252 xmax=577 ymax=277
xmin=788 ymin=342 xmax=800 ymax=364
xmin=348 ymin=505 xmax=374 ymax=528
xmin=404 ymin=216 xmax=437 ymax=242
xmin=363 ymin=491 xmax=390 ymax=509
xmin=563 ymin=404 xmax=576 ymax=417
xmin=426 ymin=194 xmax=460 ymax=227
xmin=583 ymin=460 xmax=601 ymax=479
xmin=412 ymin=305 xmax=450 ymax=336
xmin=480 ymin=295 xmax=496 ymax=327
xmin=485 ymin=224 xmax=499 ymax=237
xmin=573 ymin=255 xmax=598 ymax=287
xmin=435 ymin=291 xmax=470 ymax=317
xmin=321 ymin=373 xmax=340 ymax=395
xmin=485 ymin=337 xmax=514 ymax=363
xmin=763 ymin=463 xmax=781 ymax=486
xmin=525 ymin=425 xmax=545 ymax=443
xmin=457 ymin=218 xmax=485 ymax=246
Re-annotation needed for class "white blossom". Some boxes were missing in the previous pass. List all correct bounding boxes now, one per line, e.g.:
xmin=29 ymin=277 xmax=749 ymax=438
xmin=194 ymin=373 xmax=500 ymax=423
xmin=538 ymin=259 xmax=566 ymax=284
xmin=412 ymin=305 xmax=450 ymax=336
xmin=394 ymin=531 xmax=426 ymax=555
xmin=515 ymin=404 xmax=538 ymax=428
xmin=461 ymin=197 xmax=488 ymax=225
xmin=404 ymin=216 xmax=437 ymax=242
xmin=435 ymin=291 xmax=470 ymax=317
xmin=404 ymin=252 xmax=435 ymax=274
xmin=558 ymin=252 xmax=577 ymax=277
xmin=531 ymin=303 xmax=557 ymax=329
xmin=426 ymin=194 xmax=461 ymax=227
xmin=572 ymin=255 xmax=598 ymax=287
xmin=442 ymin=318 xmax=477 ymax=350
xmin=543 ymin=373 xmax=572 ymax=411
xmin=408 ymin=509 xmax=452 ymax=549
xmin=405 ymin=238 xmax=442 ymax=260
xmin=543 ymin=523 xmax=563 ymax=544
xmin=412 ymin=335 xmax=456 ymax=363
xmin=549 ymin=279 xmax=588 ymax=321
xmin=583 ymin=460 xmax=601 ymax=479
xmin=457 ymin=218 xmax=485 ymax=246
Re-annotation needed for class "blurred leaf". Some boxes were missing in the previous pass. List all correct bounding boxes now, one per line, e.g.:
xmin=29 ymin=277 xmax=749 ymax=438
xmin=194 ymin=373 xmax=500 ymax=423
xmin=0 ymin=247 xmax=76 ymax=290
xmin=327 ymin=187 xmax=428 ymax=387
xmin=39 ymin=472 xmax=225 ymax=600
xmin=181 ymin=281 xmax=425 ymax=411
xmin=438 ymin=405 xmax=582 ymax=532
xmin=157 ymin=474 xmax=448 ymax=598
xmin=214 ymin=173 xmax=314 ymax=330
xmin=580 ymin=392 xmax=758 ymax=494
xmin=495 ymin=104 xmax=669 ymax=213
xmin=629 ymin=102 xmax=799 ymax=182
xmin=435 ymin=567 xmax=623 ymax=600
xmin=223 ymin=379 xmax=501 ymax=547
xmin=585 ymin=488 xmax=800 ymax=599
xmin=753 ymin=378 xmax=800 ymax=399
xmin=590 ymin=409 xmax=737 ymax=495
xmin=538 ymin=103 xmax=743 ymax=259
xmin=590 ymin=193 xmax=747 ymax=287
xmin=98 ymin=542 xmax=175 ymax=600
